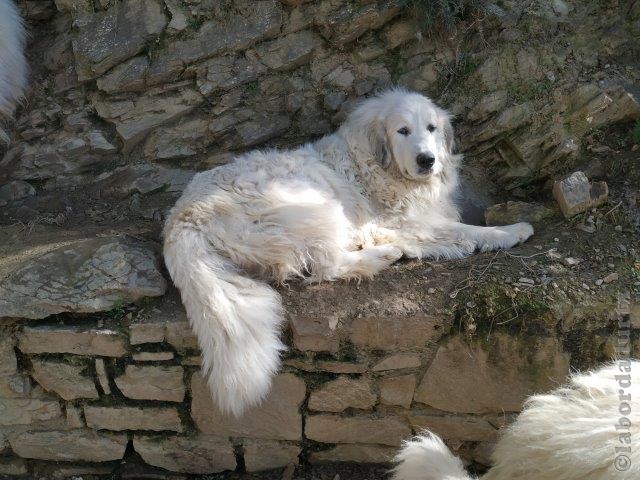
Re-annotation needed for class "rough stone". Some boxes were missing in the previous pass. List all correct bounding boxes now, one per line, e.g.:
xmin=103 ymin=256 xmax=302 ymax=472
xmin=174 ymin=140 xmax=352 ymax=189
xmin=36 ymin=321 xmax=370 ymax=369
xmin=95 ymin=358 xmax=111 ymax=394
xmin=552 ymin=171 xmax=608 ymax=218
xmin=0 ymin=397 xmax=62 ymax=425
xmin=72 ymin=0 xmax=167 ymax=80
xmin=165 ymin=0 xmax=188 ymax=33
xmin=54 ymin=0 xmax=92 ymax=12
xmin=19 ymin=325 xmax=127 ymax=357
xmin=128 ymin=297 xmax=198 ymax=351
xmin=0 ymin=458 xmax=27 ymax=476
xmin=379 ymin=374 xmax=416 ymax=408
xmin=484 ymin=201 xmax=553 ymax=226
xmin=87 ymin=131 xmax=117 ymax=154
xmin=134 ymin=435 xmax=236 ymax=474
xmin=309 ymin=376 xmax=376 ymax=412
xmin=322 ymin=1 xmax=401 ymax=45
xmin=473 ymin=441 xmax=496 ymax=466
xmin=84 ymin=405 xmax=183 ymax=432
xmin=0 ymin=336 xmax=17 ymax=377
xmin=468 ymin=91 xmax=508 ymax=122
xmin=350 ymin=315 xmax=447 ymax=350
xmin=145 ymin=1 xmax=283 ymax=84
xmin=115 ymin=365 xmax=185 ymax=402
xmin=414 ymin=334 xmax=569 ymax=414
xmin=8 ymin=430 xmax=128 ymax=462
xmin=96 ymin=56 xmax=149 ymax=93
xmin=315 ymin=361 xmax=367 ymax=374
xmin=372 ymin=353 xmax=421 ymax=372
xmin=194 ymin=54 xmax=267 ymax=96
xmin=0 ymin=236 xmax=166 ymax=319
xmin=66 ymin=404 xmax=85 ymax=428
xmin=244 ymin=440 xmax=301 ymax=472
xmin=192 ymin=373 xmax=305 ymax=440
xmin=236 ymin=115 xmax=291 ymax=147
xmin=408 ymin=413 xmax=498 ymax=442
xmin=254 ymin=30 xmax=323 ymax=70
xmin=31 ymin=359 xmax=99 ymax=400
xmin=94 ymin=88 xmax=203 ymax=152
xmin=0 ymin=180 xmax=36 ymax=206
xmin=0 ymin=374 xmax=33 ymax=398
xmin=132 ymin=351 xmax=174 ymax=361
xmin=308 ymin=444 xmax=396 ymax=464
xmin=305 ymin=415 xmax=410 ymax=446
xmin=95 ymin=164 xmax=195 ymax=200
xmin=290 ymin=315 xmax=339 ymax=352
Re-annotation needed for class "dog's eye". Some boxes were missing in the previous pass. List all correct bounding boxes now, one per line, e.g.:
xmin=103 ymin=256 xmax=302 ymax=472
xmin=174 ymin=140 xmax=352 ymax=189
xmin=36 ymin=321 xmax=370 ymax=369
xmin=397 ymin=127 xmax=410 ymax=136
xmin=427 ymin=124 xmax=436 ymax=132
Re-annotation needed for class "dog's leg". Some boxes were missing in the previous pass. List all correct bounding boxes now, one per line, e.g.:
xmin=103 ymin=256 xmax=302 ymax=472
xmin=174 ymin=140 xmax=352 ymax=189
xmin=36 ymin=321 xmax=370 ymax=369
xmin=442 ymin=221 xmax=534 ymax=252
xmin=389 ymin=221 xmax=533 ymax=259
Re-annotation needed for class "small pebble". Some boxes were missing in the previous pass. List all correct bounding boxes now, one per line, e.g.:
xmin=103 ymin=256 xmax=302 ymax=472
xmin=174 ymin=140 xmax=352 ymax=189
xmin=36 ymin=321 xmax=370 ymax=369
xmin=615 ymin=225 xmax=622 ymax=231
xmin=562 ymin=257 xmax=582 ymax=266
xmin=576 ymin=223 xmax=596 ymax=233
xmin=595 ymin=279 xmax=603 ymax=286
xmin=554 ymin=237 xmax=560 ymax=242
xmin=603 ymin=272 xmax=619 ymax=284
xmin=427 ymin=288 xmax=436 ymax=294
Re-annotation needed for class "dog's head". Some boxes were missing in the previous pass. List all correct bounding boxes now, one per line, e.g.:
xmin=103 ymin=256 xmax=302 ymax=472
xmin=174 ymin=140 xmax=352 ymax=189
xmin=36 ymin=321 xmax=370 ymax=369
xmin=345 ymin=89 xmax=456 ymax=181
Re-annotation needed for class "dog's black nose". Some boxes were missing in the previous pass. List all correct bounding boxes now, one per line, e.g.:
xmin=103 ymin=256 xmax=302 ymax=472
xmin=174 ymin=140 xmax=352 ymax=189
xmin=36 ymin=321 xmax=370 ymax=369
xmin=416 ymin=153 xmax=435 ymax=170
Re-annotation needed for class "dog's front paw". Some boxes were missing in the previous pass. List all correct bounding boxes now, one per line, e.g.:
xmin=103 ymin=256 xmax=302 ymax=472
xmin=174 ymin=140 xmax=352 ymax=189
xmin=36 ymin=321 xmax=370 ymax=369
xmin=481 ymin=222 xmax=534 ymax=252
xmin=508 ymin=222 xmax=534 ymax=244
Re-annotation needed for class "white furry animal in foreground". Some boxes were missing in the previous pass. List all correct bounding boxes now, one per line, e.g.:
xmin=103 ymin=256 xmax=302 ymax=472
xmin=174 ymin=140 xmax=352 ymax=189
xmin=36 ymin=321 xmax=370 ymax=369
xmin=0 ymin=0 xmax=28 ymax=141
xmin=163 ymin=89 xmax=534 ymax=416
xmin=393 ymin=360 xmax=640 ymax=480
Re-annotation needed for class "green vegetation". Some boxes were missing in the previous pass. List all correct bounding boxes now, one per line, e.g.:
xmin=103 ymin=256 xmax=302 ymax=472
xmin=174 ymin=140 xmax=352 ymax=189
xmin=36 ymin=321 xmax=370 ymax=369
xmin=453 ymin=280 xmax=553 ymax=337
xmin=407 ymin=0 xmax=488 ymax=35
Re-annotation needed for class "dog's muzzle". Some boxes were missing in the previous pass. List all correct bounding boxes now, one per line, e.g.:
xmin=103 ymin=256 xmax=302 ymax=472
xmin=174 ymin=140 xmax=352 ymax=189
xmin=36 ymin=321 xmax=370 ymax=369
xmin=416 ymin=153 xmax=435 ymax=173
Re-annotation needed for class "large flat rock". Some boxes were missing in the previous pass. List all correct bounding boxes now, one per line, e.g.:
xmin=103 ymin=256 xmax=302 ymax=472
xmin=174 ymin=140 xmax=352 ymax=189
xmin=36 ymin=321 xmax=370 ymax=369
xmin=8 ymin=430 xmax=128 ymax=462
xmin=191 ymin=373 xmax=305 ymax=441
xmin=413 ymin=334 xmax=570 ymax=414
xmin=0 ymin=234 xmax=166 ymax=319
xmin=133 ymin=435 xmax=236 ymax=474
xmin=72 ymin=0 xmax=167 ymax=80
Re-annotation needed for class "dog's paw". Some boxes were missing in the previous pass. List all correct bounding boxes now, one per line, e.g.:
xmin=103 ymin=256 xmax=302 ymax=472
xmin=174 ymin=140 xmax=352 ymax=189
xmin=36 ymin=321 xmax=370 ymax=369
xmin=481 ymin=222 xmax=534 ymax=252
xmin=507 ymin=222 xmax=534 ymax=244
xmin=374 ymin=245 xmax=403 ymax=263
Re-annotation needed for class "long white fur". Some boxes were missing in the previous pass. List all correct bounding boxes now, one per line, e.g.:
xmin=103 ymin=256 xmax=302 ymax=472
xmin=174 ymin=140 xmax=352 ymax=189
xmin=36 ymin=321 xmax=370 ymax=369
xmin=163 ymin=89 xmax=534 ymax=416
xmin=393 ymin=361 xmax=640 ymax=480
xmin=0 ymin=0 xmax=27 ymax=141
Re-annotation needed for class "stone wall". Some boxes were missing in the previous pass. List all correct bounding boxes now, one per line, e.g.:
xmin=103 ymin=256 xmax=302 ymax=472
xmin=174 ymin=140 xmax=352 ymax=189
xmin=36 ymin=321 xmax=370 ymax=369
xmin=1 ymin=0 xmax=640 ymax=477
xmin=1 ymin=223 xmax=638 ymax=476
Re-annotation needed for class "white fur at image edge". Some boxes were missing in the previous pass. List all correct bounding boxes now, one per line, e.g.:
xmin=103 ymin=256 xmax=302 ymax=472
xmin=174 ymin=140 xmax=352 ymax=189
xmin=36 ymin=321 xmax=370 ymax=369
xmin=392 ymin=361 xmax=640 ymax=480
xmin=0 ymin=0 xmax=27 ymax=139
xmin=164 ymin=89 xmax=534 ymax=416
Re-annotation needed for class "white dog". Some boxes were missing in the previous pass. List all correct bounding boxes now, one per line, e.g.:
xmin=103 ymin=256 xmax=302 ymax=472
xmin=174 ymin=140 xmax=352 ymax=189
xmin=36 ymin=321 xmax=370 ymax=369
xmin=0 ymin=0 xmax=27 ymax=141
xmin=393 ymin=360 xmax=640 ymax=480
xmin=164 ymin=89 xmax=534 ymax=415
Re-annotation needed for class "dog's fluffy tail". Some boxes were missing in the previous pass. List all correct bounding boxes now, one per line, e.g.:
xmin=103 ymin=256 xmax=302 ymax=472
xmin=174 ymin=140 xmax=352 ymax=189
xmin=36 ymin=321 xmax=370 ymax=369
xmin=163 ymin=225 xmax=285 ymax=416
xmin=392 ymin=433 xmax=474 ymax=480
xmin=0 ymin=0 xmax=28 ymax=139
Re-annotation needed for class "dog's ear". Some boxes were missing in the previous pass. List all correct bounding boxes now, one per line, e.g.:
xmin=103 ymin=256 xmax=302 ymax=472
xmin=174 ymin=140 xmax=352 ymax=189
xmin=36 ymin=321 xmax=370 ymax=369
xmin=437 ymin=107 xmax=455 ymax=154
xmin=368 ymin=124 xmax=393 ymax=169
xmin=347 ymin=96 xmax=393 ymax=169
